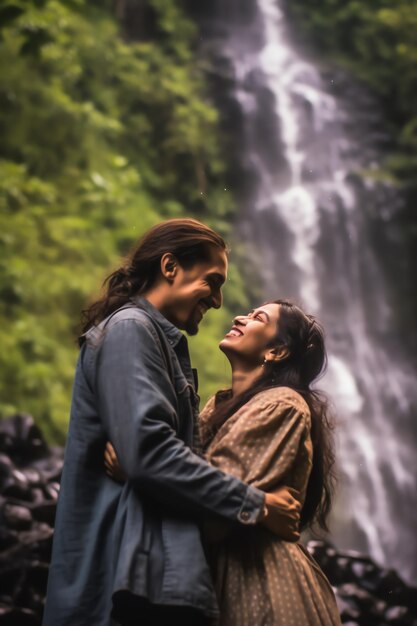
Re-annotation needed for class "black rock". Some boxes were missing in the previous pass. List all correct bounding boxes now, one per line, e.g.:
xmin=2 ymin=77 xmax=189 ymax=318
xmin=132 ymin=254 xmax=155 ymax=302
xmin=31 ymin=456 xmax=63 ymax=484
xmin=21 ymin=470 xmax=42 ymax=488
xmin=0 ymin=414 xmax=48 ymax=464
xmin=309 ymin=540 xmax=417 ymax=626
xmin=1 ymin=412 xmax=416 ymax=626
xmin=0 ymin=456 xmax=14 ymax=486
xmin=385 ymin=605 xmax=411 ymax=623
xmin=42 ymin=483 xmax=59 ymax=502
xmin=30 ymin=502 xmax=56 ymax=526
xmin=375 ymin=569 xmax=417 ymax=613
xmin=25 ymin=562 xmax=49 ymax=595
xmin=0 ymin=605 xmax=41 ymax=625
xmin=0 ymin=528 xmax=18 ymax=551
xmin=0 ymin=414 xmax=61 ymax=623
xmin=2 ymin=470 xmax=32 ymax=502
xmin=3 ymin=505 xmax=32 ymax=531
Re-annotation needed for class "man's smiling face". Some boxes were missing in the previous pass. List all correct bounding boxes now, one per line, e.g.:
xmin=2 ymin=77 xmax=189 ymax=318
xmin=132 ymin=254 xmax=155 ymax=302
xmin=168 ymin=245 xmax=228 ymax=335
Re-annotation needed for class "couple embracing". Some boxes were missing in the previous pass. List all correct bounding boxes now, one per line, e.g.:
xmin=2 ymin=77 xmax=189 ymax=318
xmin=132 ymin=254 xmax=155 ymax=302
xmin=43 ymin=219 xmax=342 ymax=626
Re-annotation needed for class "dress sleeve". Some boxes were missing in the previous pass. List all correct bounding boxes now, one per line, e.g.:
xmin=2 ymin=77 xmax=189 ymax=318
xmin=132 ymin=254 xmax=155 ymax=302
xmin=205 ymin=391 xmax=311 ymax=492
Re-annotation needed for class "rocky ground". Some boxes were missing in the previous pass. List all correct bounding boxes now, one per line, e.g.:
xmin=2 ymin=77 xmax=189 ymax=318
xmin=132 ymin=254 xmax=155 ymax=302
xmin=0 ymin=414 xmax=416 ymax=625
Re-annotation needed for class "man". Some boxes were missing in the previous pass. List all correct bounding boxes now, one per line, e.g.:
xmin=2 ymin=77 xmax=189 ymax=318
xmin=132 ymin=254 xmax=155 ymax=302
xmin=43 ymin=219 xmax=300 ymax=626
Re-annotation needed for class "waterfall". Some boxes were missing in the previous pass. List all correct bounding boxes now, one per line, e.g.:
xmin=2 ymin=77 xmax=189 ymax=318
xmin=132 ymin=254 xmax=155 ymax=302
xmin=194 ymin=0 xmax=417 ymax=583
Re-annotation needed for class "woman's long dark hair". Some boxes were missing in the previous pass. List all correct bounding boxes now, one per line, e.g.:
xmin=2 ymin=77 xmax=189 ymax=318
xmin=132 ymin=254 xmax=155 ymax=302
xmin=202 ymin=299 xmax=336 ymax=532
xmin=81 ymin=218 xmax=227 ymax=334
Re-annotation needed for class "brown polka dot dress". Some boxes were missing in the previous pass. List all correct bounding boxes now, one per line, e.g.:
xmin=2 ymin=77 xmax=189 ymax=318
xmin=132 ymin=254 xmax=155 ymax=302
xmin=200 ymin=386 xmax=342 ymax=626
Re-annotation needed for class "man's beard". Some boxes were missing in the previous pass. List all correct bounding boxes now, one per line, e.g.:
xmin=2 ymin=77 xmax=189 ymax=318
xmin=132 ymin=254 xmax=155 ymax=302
xmin=184 ymin=308 xmax=201 ymax=336
xmin=184 ymin=318 xmax=199 ymax=336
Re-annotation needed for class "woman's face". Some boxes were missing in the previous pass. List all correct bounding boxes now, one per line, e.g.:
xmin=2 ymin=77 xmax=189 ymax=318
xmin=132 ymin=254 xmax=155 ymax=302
xmin=220 ymin=302 xmax=281 ymax=365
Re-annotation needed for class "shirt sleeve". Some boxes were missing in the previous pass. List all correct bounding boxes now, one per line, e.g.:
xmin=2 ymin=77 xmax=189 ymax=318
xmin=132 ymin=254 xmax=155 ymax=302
xmin=205 ymin=391 xmax=312 ymax=492
xmin=95 ymin=317 xmax=264 ymax=524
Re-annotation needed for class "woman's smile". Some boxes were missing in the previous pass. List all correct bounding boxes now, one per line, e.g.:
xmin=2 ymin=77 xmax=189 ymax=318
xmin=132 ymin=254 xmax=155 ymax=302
xmin=221 ymin=304 xmax=280 ymax=364
xmin=224 ymin=326 xmax=244 ymax=338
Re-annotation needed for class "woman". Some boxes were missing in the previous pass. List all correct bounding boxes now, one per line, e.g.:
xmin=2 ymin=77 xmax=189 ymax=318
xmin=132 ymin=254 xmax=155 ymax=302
xmin=107 ymin=299 xmax=341 ymax=626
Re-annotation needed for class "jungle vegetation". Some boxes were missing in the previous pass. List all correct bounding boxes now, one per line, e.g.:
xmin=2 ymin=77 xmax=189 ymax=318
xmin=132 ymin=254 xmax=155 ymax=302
xmin=0 ymin=0 xmax=249 ymax=439
xmin=2 ymin=0 xmax=416 ymax=438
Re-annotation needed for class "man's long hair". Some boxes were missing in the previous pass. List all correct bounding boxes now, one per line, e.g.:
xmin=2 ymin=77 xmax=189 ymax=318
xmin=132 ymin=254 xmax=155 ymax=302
xmin=81 ymin=218 xmax=226 ymax=334
xmin=201 ymin=300 xmax=337 ymax=532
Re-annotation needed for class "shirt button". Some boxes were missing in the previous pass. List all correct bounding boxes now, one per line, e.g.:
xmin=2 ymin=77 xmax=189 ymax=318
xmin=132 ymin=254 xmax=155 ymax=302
xmin=240 ymin=511 xmax=250 ymax=522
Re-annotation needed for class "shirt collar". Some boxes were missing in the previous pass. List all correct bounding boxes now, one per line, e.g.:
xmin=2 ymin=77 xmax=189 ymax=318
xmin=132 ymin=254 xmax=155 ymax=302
xmin=132 ymin=295 xmax=184 ymax=348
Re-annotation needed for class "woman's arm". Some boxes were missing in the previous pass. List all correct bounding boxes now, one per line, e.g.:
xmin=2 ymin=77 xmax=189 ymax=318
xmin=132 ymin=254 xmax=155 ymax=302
xmin=105 ymin=432 xmax=301 ymax=542
xmin=204 ymin=388 xmax=311 ymax=538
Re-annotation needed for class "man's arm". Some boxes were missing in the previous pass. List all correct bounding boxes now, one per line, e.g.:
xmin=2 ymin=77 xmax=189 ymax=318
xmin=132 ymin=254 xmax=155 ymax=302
xmin=95 ymin=316 xmax=264 ymax=524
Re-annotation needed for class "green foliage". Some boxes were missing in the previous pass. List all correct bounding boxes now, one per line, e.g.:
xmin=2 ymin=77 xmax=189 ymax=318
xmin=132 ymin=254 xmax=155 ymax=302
xmin=289 ymin=0 xmax=417 ymax=184
xmin=0 ymin=0 xmax=243 ymax=439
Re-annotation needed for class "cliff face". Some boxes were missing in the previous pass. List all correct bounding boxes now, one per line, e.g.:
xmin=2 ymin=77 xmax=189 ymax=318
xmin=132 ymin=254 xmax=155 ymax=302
xmin=0 ymin=414 xmax=416 ymax=625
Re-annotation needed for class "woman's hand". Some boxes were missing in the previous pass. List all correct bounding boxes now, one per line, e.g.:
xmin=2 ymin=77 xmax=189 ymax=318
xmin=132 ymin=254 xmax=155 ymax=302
xmin=259 ymin=486 xmax=301 ymax=542
xmin=104 ymin=442 xmax=127 ymax=483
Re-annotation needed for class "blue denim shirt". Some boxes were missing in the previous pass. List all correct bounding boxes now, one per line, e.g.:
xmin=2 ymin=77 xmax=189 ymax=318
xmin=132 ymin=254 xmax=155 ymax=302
xmin=43 ymin=297 xmax=264 ymax=625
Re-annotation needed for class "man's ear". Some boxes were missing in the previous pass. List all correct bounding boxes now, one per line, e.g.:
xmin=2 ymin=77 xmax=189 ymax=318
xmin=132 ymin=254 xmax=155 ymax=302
xmin=265 ymin=345 xmax=290 ymax=364
xmin=160 ymin=253 xmax=179 ymax=282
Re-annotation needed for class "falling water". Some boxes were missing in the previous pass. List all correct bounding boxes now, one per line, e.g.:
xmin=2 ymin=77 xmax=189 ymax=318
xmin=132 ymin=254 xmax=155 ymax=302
xmin=194 ymin=0 xmax=417 ymax=583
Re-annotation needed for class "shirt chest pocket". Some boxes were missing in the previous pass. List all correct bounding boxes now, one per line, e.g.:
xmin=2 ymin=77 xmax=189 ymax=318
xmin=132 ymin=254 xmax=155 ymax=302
xmin=174 ymin=377 xmax=197 ymax=445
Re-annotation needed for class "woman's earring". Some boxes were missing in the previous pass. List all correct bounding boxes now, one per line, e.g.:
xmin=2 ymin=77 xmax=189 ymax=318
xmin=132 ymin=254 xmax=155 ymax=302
xmin=262 ymin=358 xmax=268 ymax=368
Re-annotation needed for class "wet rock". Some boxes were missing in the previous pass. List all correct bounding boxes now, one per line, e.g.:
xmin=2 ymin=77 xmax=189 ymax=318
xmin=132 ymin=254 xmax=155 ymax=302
xmin=0 ymin=415 xmax=62 ymax=624
xmin=31 ymin=501 xmax=56 ymax=525
xmin=3 ymin=505 xmax=32 ymax=531
xmin=0 ymin=528 xmax=18 ymax=551
xmin=42 ymin=482 xmax=59 ymax=502
xmin=0 ymin=455 xmax=13 ymax=486
xmin=28 ymin=489 xmax=44 ymax=506
xmin=385 ymin=605 xmax=411 ymax=623
xmin=21 ymin=469 xmax=42 ymax=487
xmin=32 ymin=455 xmax=63 ymax=484
xmin=0 ymin=606 xmax=40 ymax=625
xmin=2 ymin=470 xmax=32 ymax=502
xmin=336 ymin=594 xmax=361 ymax=622
xmin=0 ymin=414 xmax=48 ymax=463
xmin=308 ymin=540 xmax=417 ymax=625
xmin=1 ymin=413 xmax=416 ymax=626
xmin=375 ymin=569 xmax=417 ymax=613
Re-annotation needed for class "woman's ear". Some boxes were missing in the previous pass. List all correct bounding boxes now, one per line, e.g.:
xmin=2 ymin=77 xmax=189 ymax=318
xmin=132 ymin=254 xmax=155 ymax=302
xmin=265 ymin=345 xmax=290 ymax=364
xmin=160 ymin=253 xmax=178 ymax=281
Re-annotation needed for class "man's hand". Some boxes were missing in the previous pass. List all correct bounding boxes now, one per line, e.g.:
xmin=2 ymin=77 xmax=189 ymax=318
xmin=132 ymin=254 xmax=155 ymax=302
xmin=259 ymin=486 xmax=301 ymax=542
